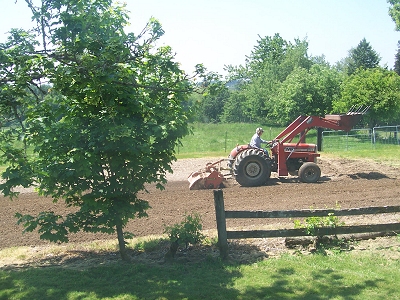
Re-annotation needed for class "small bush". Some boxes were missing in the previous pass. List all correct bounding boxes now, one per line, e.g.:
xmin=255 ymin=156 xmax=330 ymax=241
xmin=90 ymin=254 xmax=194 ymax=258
xmin=164 ymin=213 xmax=204 ymax=258
xmin=294 ymin=213 xmax=346 ymax=252
xmin=294 ymin=213 xmax=344 ymax=236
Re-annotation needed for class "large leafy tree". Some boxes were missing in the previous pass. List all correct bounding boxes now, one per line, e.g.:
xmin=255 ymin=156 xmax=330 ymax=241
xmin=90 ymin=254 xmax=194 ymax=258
xmin=197 ymin=80 xmax=230 ymax=123
xmin=387 ymin=1 xmax=400 ymax=73
xmin=334 ymin=68 xmax=400 ymax=126
xmin=346 ymin=38 xmax=381 ymax=75
xmin=221 ymin=90 xmax=249 ymax=123
xmin=237 ymin=34 xmax=313 ymax=124
xmin=245 ymin=34 xmax=312 ymax=83
xmin=246 ymin=34 xmax=288 ymax=77
xmin=270 ymin=64 xmax=343 ymax=125
xmin=0 ymin=0 xmax=198 ymax=260
xmin=388 ymin=0 xmax=400 ymax=30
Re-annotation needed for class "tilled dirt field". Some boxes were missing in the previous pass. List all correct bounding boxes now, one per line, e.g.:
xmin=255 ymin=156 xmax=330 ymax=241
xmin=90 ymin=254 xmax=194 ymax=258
xmin=0 ymin=157 xmax=399 ymax=251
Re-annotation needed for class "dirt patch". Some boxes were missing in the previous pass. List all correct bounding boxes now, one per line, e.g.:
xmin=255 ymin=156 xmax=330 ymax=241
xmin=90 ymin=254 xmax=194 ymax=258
xmin=0 ymin=157 xmax=399 ymax=267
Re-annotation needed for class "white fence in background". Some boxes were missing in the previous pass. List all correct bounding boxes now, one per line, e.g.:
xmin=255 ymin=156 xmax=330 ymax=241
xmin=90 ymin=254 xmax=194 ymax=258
xmin=372 ymin=125 xmax=400 ymax=145
xmin=322 ymin=125 xmax=399 ymax=150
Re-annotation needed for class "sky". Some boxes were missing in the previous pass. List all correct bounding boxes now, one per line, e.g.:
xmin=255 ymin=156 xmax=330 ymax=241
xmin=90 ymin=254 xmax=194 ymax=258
xmin=1 ymin=0 xmax=399 ymax=76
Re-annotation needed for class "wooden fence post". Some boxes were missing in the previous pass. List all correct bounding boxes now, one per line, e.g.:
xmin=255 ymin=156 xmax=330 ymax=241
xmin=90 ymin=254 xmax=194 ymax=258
xmin=214 ymin=189 xmax=228 ymax=259
xmin=317 ymin=127 xmax=323 ymax=151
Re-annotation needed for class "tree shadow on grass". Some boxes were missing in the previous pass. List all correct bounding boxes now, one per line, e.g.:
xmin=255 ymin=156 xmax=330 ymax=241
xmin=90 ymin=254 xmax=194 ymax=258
xmin=0 ymin=241 xmax=393 ymax=300
xmin=0 ymin=242 xmax=252 ymax=300
xmin=1 ymin=252 xmax=241 ymax=299
xmin=241 ymin=266 xmax=387 ymax=300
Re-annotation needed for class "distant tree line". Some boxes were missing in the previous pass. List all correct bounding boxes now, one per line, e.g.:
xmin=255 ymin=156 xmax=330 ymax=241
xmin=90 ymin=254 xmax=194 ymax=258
xmin=192 ymin=34 xmax=400 ymax=128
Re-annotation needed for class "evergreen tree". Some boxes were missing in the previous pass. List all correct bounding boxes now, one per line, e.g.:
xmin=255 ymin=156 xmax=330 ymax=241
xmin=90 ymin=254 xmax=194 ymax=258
xmin=394 ymin=41 xmax=400 ymax=75
xmin=347 ymin=38 xmax=381 ymax=75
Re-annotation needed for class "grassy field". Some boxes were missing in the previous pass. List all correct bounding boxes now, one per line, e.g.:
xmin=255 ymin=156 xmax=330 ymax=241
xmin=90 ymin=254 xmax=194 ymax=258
xmin=1 ymin=122 xmax=399 ymax=300
xmin=175 ymin=123 xmax=283 ymax=158
xmin=176 ymin=123 xmax=400 ymax=167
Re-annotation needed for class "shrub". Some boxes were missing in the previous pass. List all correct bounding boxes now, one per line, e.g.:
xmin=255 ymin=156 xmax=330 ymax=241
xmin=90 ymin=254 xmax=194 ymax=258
xmin=164 ymin=213 xmax=204 ymax=259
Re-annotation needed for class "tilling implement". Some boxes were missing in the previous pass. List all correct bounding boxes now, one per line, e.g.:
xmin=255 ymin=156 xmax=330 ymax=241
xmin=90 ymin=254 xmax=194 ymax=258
xmin=187 ymin=159 xmax=229 ymax=190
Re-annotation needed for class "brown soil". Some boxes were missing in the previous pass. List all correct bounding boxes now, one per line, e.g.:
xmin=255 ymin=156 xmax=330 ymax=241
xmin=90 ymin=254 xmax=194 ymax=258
xmin=0 ymin=157 xmax=399 ymax=266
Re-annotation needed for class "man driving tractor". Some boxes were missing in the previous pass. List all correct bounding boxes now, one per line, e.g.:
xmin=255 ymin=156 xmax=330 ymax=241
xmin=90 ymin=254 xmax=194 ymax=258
xmin=250 ymin=127 xmax=271 ymax=156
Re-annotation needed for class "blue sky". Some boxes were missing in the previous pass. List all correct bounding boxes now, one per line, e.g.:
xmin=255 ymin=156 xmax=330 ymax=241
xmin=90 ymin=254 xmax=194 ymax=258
xmin=1 ymin=0 xmax=399 ymax=75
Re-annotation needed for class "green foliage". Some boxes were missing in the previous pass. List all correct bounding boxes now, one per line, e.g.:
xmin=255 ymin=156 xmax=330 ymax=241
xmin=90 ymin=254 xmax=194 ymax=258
xmin=220 ymin=91 xmax=249 ymax=123
xmin=346 ymin=38 xmax=381 ymax=75
xmin=294 ymin=213 xmax=344 ymax=236
xmin=193 ymin=31 xmax=400 ymax=127
xmin=294 ymin=211 xmax=347 ymax=252
xmin=247 ymin=33 xmax=289 ymax=74
xmin=334 ymin=67 xmax=400 ymax=126
xmin=395 ymin=41 xmax=400 ymax=75
xmin=15 ymin=212 xmax=70 ymax=242
xmin=197 ymin=80 xmax=230 ymax=123
xmin=199 ymin=34 xmax=321 ymax=126
xmin=388 ymin=0 xmax=400 ymax=31
xmin=240 ymin=34 xmax=314 ymax=125
xmin=164 ymin=213 xmax=204 ymax=249
xmin=271 ymin=64 xmax=343 ymax=124
xmin=0 ymin=0 xmax=202 ymax=260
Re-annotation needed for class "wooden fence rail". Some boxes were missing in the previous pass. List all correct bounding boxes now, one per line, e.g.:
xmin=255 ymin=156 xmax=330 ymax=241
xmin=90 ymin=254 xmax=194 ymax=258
xmin=213 ymin=189 xmax=400 ymax=259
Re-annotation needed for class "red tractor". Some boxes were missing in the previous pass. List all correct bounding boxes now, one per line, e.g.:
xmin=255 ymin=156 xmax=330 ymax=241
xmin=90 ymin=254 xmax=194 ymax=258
xmin=188 ymin=107 xmax=368 ymax=189
xmin=229 ymin=107 xmax=368 ymax=187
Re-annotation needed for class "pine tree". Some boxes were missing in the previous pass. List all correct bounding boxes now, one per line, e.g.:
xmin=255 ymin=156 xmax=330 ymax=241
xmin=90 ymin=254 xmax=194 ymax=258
xmin=347 ymin=38 xmax=381 ymax=75
xmin=394 ymin=41 xmax=400 ymax=75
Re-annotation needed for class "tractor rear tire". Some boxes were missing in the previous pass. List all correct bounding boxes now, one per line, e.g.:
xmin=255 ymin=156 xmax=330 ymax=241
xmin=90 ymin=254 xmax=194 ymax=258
xmin=298 ymin=162 xmax=321 ymax=183
xmin=233 ymin=149 xmax=271 ymax=187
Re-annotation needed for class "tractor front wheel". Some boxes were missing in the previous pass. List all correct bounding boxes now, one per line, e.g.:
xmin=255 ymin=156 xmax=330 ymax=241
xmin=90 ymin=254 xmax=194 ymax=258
xmin=298 ymin=162 xmax=321 ymax=183
xmin=233 ymin=149 xmax=271 ymax=187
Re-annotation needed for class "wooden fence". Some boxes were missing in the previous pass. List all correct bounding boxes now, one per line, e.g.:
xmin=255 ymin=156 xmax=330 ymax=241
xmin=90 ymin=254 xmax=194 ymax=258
xmin=213 ymin=189 xmax=400 ymax=259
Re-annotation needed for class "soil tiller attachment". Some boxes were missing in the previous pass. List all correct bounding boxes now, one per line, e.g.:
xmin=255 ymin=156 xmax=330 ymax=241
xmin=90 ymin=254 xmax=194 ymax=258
xmin=187 ymin=159 xmax=229 ymax=190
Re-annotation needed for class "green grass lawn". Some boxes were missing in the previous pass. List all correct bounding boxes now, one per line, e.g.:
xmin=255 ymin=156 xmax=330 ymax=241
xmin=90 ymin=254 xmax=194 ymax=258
xmin=1 ymin=249 xmax=399 ymax=299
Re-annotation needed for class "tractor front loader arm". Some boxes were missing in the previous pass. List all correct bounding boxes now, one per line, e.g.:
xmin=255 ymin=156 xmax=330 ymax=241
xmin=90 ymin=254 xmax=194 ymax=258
xmin=271 ymin=106 xmax=368 ymax=177
xmin=274 ymin=106 xmax=369 ymax=144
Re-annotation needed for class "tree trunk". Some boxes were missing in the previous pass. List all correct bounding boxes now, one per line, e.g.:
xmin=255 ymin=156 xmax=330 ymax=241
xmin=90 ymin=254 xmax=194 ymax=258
xmin=116 ymin=224 xmax=130 ymax=261
xmin=164 ymin=241 xmax=179 ymax=260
